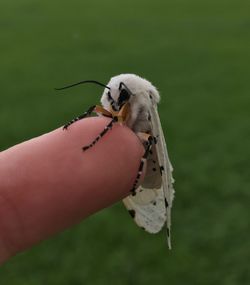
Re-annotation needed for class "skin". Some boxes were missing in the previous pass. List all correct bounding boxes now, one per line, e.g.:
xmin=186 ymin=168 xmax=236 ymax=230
xmin=0 ymin=117 xmax=145 ymax=265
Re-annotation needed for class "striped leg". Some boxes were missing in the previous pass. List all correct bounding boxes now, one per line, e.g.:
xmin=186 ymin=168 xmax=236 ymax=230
xmin=130 ymin=135 xmax=155 ymax=196
xmin=63 ymin=105 xmax=96 ymax=130
xmin=82 ymin=117 xmax=118 ymax=151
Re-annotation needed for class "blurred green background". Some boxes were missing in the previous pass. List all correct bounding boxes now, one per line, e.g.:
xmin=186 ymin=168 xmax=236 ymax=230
xmin=0 ymin=0 xmax=250 ymax=284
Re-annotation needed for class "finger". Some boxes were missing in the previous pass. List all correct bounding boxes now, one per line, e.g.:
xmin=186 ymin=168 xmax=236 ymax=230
xmin=0 ymin=117 xmax=145 ymax=264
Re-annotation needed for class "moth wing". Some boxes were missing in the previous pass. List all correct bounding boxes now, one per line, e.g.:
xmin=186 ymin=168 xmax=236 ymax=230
xmin=142 ymin=143 xmax=162 ymax=189
xmin=122 ymin=140 xmax=167 ymax=233
xmin=122 ymin=104 xmax=174 ymax=248
xmin=149 ymin=104 xmax=175 ymax=249
xmin=122 ymin=185 xmax=166 ymax=234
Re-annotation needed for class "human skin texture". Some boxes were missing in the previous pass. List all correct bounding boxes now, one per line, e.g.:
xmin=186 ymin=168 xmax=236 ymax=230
xmin=0 ymin=117 xmax=145 ymax=264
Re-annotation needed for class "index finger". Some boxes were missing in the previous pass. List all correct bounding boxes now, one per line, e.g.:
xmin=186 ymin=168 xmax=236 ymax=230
xmin=0 ymin=117 xmax=145 ymax=264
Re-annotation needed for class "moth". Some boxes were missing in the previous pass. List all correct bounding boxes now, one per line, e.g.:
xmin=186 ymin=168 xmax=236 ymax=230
xmin=56 ymin=74 xmax=175 ymax=249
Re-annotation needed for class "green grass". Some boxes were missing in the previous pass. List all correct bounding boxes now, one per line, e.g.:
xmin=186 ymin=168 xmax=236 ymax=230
xmin=0 ymin=0 xmax=250 ymax=284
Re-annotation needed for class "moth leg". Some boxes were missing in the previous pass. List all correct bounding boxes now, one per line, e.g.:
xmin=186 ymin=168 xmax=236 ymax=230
xmin=63 ymin=105 xmax=96 ymax=130
xmin=82 ymin=117 xmax=118 ymax=151
xmin=63 ymin=105 xmax=112 ymax=130
xmin=130 ymin=134 xmax=155 ymax=196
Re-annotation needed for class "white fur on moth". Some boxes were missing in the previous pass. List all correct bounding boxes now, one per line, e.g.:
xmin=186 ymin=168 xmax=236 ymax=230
xmin=101 ymin=74 xmax=175 ymax=249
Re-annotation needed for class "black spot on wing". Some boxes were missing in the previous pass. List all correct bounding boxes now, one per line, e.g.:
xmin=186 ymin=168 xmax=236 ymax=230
xmin=165 ymin=198 xmax=169 ymax=208
xmin=128 ymin=209 xmax=136 ymax=218
xmin=160 ymin=166 xmax=164 ymax=176
xmin=167 ymin=227 xmax=170 ymax=237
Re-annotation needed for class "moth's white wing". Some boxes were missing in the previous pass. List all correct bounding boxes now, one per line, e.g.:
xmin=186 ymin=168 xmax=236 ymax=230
xmin=123 ymin=141 xmax=167 ymax=234
xmin=142 ymin=143 xmax=162 ymax=189
xmin=150 ymin=104 xmax=175 ymax=249
xmin=123 ymin=185 xmax=166 ymax=234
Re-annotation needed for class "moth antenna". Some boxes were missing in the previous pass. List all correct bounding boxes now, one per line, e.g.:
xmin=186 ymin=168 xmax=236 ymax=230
xmin=55 ymin=80 xmax=110 ymax=91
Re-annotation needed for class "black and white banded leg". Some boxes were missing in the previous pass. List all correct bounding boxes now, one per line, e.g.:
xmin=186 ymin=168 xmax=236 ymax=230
xmin=82 ymin=117 xmax=118 ymax=151
xmin=130 ymin=135 xmax=155 ymax=196
xmin=63 ymin=105 xmax=96 ymax=130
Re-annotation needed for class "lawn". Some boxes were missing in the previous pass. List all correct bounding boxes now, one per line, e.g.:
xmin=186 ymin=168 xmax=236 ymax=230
xmin=0 ymin=0 xmax=250 ymax=284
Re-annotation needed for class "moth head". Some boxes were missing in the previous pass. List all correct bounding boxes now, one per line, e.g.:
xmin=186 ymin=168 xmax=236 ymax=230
xmin=101 ymin=74 xmax=160 ymax=111
xmin=55 ymin=74 xmax=160 ymax=112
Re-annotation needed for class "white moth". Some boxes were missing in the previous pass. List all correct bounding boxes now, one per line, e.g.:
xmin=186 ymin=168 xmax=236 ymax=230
xmin=57 ymin=73 xmax=175 ymax=249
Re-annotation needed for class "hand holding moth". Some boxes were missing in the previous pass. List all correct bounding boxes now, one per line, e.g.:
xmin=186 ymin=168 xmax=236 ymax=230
xmin=0 ymin=73 xmax=175 ymax=265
